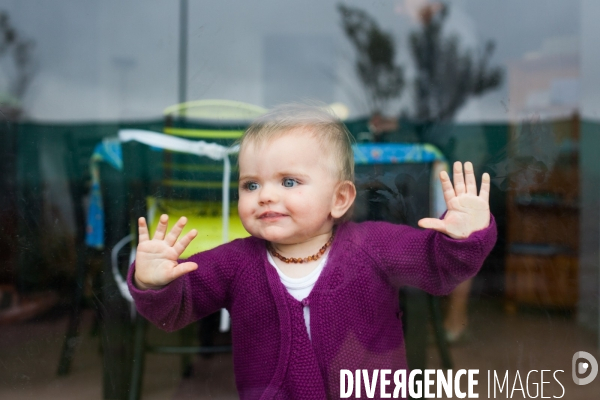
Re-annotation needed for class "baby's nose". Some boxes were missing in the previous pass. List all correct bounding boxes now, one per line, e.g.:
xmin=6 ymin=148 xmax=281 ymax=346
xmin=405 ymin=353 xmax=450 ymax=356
xmin=258 ymin=184 xmax=280 ymax=204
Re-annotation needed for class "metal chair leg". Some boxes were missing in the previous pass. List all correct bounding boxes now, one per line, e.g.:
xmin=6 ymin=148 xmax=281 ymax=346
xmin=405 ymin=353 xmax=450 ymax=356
xmin=403 ymin=287 xmax=428 ymax=400
xmin=129 ymin=313 xmax=147 ymax=400
xmin=57 ymin=245 xmax=88 ymax=376
xmin=429 ymin=295 xmax=453 ymax=370
xmin=180 ymin=324 xmax=195 ymax=378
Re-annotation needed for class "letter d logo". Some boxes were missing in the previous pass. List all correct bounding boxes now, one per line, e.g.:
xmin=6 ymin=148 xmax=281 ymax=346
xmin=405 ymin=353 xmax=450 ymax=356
xmin=572 ymin=351 xmax=598 ymax=385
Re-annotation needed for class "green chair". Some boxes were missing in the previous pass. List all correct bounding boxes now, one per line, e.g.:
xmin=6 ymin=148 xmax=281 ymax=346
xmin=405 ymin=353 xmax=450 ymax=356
xmin=114 ymin=100 xmax=265 ymax=400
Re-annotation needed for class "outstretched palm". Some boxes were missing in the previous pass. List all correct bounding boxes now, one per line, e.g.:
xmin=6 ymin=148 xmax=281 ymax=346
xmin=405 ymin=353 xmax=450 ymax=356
xmin=134 ymin=215 xmax=198 ymax=290
xmin=418 ymin=161 xmax=490 ymax=239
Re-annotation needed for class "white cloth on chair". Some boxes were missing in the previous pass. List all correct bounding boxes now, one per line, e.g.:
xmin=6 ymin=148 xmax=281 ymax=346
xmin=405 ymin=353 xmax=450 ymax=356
xmin=118 ymin=129 xmax=238 ymax=331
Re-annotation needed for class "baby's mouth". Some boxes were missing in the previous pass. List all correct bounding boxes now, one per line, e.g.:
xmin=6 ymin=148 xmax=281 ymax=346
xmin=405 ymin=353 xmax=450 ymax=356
xmin=259 ymin=212 xmax=287 ymax=219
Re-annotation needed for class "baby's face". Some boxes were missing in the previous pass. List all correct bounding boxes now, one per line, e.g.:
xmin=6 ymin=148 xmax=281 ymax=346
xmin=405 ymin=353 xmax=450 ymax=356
xmin=237 ymin=128 xmax=340 ymax=245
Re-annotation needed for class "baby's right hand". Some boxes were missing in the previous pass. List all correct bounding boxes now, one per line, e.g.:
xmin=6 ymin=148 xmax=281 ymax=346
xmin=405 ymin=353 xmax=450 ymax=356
xmin=134 ymin=214 xmax=198 ymax=291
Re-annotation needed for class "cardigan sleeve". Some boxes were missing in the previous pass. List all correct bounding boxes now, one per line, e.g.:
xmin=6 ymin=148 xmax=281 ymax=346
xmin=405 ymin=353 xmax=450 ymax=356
xmin=126 ymin=240 xmax=242 ymax=332
xmin=359 ymin=213 xmax=497 ymax=296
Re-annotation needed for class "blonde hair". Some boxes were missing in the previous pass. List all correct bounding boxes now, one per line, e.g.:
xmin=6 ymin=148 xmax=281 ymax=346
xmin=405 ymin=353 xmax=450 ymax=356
xmin=238 ymin=102 xmax=355 ymax=183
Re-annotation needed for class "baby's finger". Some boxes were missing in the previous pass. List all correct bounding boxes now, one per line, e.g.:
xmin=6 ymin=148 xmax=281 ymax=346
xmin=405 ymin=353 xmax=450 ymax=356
xmin=153 ymin=214 xmax=169 ymax=240
xmin=138 ymin=217 xmax=150 ymax=242
xmin=171 ymin=261 xmax=198 ymax=281
xmin=453 ymin=162 xmax=466 ymax=196
xmin=464 ymin=162 xmax=477 ymax=195
xmin=173 ymin=229 xmax=198 ymax=256
xmin=479 ymin=173 xmax=491 ymax=203
xmin=418 ymin=217 xmax=446 ymax=233
xmin=439 ymin=170 xmax=456 ymax=204
xmin=165 ymin=216 xmax=187 ymax=247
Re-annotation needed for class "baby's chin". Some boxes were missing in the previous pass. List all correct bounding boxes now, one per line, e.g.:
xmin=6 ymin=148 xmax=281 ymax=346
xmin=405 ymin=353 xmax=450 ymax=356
xmin=248 ymin=226 xmax=303 ymax=245
xmin=253 ymin=231 xmax=295 ymax=245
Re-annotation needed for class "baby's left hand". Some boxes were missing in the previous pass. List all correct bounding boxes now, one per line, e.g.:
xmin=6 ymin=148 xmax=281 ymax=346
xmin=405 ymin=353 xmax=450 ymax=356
xmin=418 ymin=161 xmax=490 ymax=239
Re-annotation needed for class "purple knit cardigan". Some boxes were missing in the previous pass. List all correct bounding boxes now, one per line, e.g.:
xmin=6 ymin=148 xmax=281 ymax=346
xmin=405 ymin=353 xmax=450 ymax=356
xmin=127 ymin=217 xmax=497 ymax=399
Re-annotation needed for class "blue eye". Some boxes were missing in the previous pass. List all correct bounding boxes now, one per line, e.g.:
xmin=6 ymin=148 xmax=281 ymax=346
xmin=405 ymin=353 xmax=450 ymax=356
xmin=244 ymin=181 xmax=259 ymax=191
xmin=283 ymin=178 xmax=297 ymax=188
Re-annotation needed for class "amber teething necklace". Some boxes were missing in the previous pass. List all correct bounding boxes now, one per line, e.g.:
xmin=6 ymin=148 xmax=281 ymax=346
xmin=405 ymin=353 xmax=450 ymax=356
xmin=268 ymin=230 xmax=335 ymax=264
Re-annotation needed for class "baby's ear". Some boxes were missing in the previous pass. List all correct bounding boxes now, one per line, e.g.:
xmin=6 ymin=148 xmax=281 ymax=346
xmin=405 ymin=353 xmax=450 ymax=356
xmin=331 ymin=181 xmax=356 ymax=219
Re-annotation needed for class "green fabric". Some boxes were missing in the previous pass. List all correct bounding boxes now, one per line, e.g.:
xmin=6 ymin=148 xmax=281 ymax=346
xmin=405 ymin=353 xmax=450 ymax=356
xmin=146 ymin=198 xmax=250 ymax=257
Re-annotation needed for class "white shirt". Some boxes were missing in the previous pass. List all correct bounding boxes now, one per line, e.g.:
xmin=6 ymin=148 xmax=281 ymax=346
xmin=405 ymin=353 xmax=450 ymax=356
xmin=267 ymin=251 xmax=328 ymax=340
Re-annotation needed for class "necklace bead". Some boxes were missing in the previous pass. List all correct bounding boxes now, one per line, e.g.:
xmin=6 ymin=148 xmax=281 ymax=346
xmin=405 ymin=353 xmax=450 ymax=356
xmin=268 ymin=231 xmax=335 ymax=264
